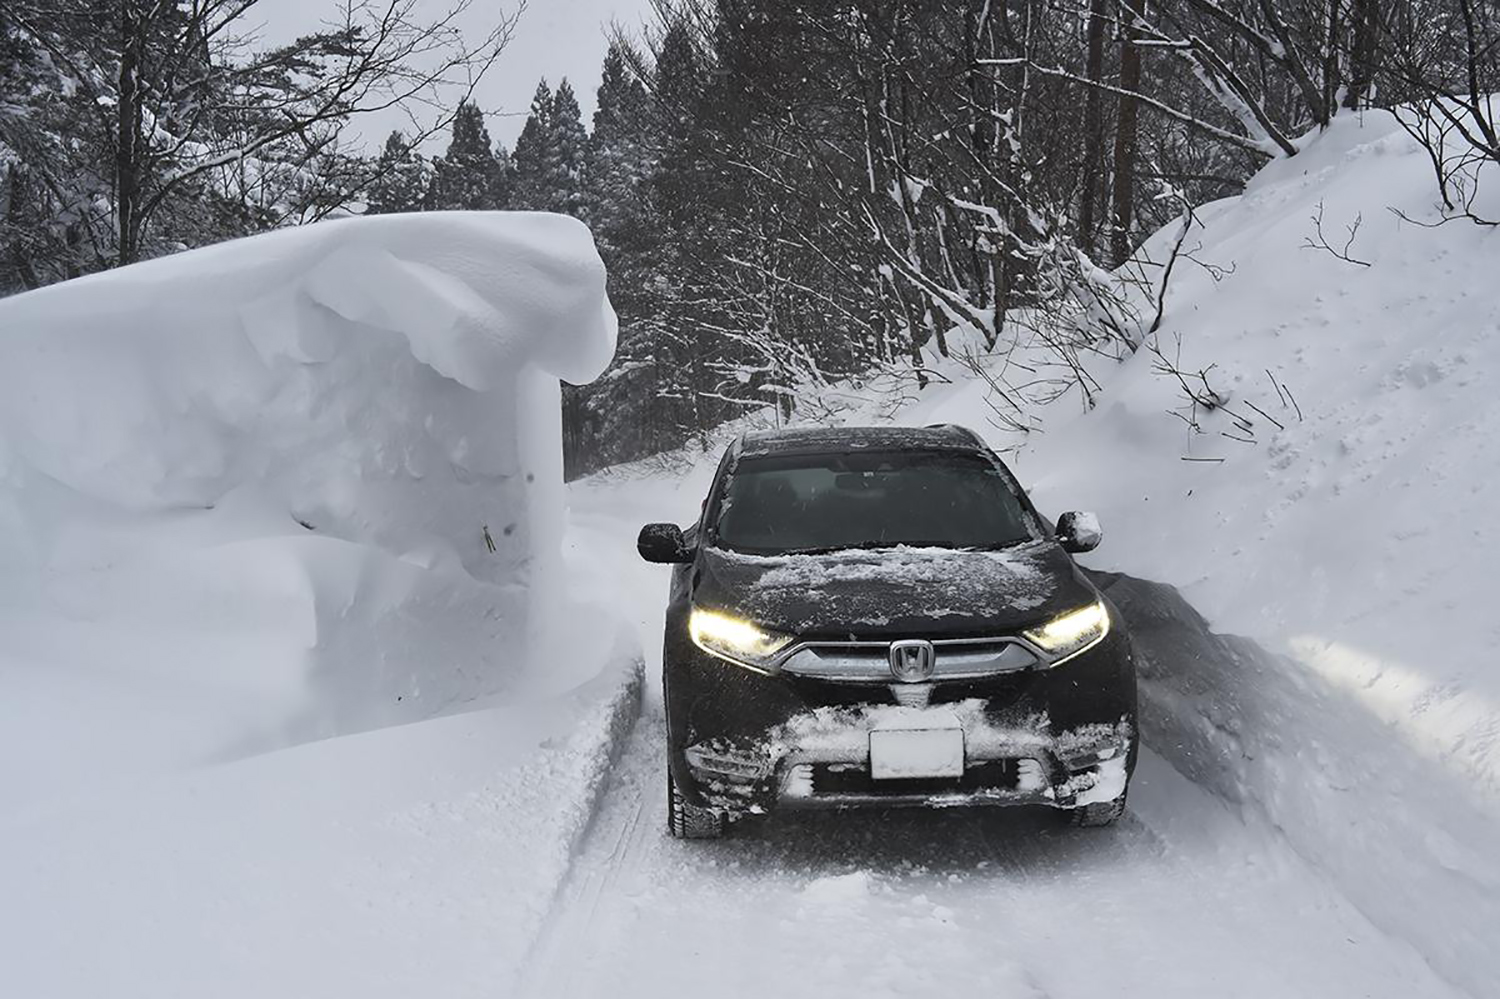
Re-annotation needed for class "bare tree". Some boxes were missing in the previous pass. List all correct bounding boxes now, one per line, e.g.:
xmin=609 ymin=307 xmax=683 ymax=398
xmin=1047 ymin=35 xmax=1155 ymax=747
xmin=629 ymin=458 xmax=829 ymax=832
xmin=1 ymin=0 xmax=520 ymax=268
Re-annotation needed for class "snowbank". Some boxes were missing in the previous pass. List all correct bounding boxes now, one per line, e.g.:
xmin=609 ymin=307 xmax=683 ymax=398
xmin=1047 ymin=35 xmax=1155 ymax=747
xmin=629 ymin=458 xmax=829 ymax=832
xmin=0 ymin=635 xmax=642 ymax=999
xmin=0 ymin=211 xmax=656 ymax=997
xmin=0 ymin=211 xmax=617 ymax=804
xmin=897 ymin=110 xmax=1500 ymax=994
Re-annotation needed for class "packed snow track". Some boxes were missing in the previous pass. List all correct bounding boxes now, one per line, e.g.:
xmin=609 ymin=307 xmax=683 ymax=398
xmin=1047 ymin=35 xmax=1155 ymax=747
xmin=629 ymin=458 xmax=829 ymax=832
xmin=536 ymin=472 xmax=1469 ymax=999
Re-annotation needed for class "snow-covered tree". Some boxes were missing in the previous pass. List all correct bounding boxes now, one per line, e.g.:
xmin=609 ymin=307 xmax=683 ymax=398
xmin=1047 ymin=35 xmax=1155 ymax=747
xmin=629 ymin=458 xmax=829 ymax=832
xmin=511 ymin=80 xmax=555 ymax=212
xmin=366 ymin=132 xmax=434 ymax=215
xmin=0 ymin=0 xmax=519 ymax=288
xmin=549 ymin=80 xmax=590 ymax=219
xmin=429 ymin=102 xmax=509 ymax=211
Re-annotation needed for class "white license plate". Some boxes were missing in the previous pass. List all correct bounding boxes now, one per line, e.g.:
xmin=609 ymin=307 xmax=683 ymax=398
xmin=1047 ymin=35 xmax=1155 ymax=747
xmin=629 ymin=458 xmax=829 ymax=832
xmin=869 ymin=726 xmax=965 ymax=780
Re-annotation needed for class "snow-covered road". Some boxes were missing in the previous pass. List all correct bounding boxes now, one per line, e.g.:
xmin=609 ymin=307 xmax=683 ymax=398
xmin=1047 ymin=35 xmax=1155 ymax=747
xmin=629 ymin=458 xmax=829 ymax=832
xmin=532 ymin=470 xmax=1466 ymax=999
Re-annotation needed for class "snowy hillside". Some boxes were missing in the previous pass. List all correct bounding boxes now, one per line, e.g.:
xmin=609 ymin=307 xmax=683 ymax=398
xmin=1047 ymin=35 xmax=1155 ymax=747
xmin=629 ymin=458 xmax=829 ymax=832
xmin=767 ymin=109 xmax=1500 ymax=994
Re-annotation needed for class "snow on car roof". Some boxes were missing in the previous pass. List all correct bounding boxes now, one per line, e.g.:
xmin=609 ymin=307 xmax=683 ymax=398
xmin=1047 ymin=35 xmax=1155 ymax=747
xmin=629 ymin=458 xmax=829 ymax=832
xmin=738 ymin=424 xmax=984 ymax=456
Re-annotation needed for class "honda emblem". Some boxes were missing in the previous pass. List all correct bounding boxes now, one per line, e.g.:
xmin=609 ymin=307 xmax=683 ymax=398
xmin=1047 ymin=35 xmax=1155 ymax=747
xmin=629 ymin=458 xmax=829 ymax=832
xmin=888 ymin=639 xmax=936 ymax=682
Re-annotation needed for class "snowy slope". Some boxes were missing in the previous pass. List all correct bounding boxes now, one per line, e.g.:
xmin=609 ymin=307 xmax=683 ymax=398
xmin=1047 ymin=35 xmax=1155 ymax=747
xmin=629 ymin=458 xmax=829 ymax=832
xmin=822 ymin=110 xmax=1500 ymax=995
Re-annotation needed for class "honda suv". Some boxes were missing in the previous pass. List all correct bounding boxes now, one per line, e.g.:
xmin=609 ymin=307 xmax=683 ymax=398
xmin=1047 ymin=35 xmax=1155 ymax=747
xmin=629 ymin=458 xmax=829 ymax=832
xmin=637 ymin=425 xmax=1137 ymax=838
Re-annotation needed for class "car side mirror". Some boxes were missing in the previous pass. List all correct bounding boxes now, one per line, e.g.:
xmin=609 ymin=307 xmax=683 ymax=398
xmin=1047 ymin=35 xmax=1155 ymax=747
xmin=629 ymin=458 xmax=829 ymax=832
xmin=637 ymin=523 xmax=694 ymax=564
xmin=1056 ymin=511 xmax=1102 ymax=553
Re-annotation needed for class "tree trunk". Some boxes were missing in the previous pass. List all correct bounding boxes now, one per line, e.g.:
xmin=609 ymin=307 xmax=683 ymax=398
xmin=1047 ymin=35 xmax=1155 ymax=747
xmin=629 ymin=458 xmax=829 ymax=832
xmin=1079 ymin=0 xmax=1108 ymax=257
xmin=1111 ymin=0 xmax=1144 ymax=267
xmin=1344 ymin=0 xmax=1379 ymax=109
xmin=116 ymin=0 xmax=143 ymax=266
xmin=5 ymin=164 xmax=42 ymax=290
xmin=1323 ymin=0 xmax=1342 ymax=119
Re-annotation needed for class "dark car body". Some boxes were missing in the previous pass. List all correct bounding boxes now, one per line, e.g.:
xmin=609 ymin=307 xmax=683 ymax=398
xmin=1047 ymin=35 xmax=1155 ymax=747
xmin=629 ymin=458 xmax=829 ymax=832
xmin=640 ymin=425 xmax=1138 ymax=834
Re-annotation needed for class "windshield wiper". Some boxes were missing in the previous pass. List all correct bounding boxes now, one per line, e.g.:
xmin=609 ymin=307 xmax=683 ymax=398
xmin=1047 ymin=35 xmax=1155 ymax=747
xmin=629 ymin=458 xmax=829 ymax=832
xmin=776 ymin=538 xmax=1025 ymax=556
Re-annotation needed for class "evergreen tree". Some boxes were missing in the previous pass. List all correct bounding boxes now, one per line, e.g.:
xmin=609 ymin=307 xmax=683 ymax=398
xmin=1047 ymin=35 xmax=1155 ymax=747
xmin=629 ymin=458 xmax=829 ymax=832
xmin=365 ymin=131 xmax=433 ymax=214
xmin=587 ymin=46 xmax=654 ymax=258
xmin=568 ymin=46 xmax=663 ymax=473
xmin=549 ymin=80 xmax=589 ymax=219
xmin=493 ymin=142 xmax=516 ymax=210
xmin=428 ymin=101 xmax=507 ymax=211
xmin=510 ymin=80 xmax=555 ymax=211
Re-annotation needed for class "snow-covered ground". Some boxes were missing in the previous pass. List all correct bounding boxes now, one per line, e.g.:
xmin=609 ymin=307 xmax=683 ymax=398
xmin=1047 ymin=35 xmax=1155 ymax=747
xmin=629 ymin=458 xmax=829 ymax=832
xmin=903 ymin=110 xmax=1500 ymax=994
xmin=0 ymin=212 xmax=648 ymax=997
xmin=521 ymin=468 xmax=1464 ymax=999
xmin=3 ymin=110 xmax=1497 ymax=998
xmin=532 ymin=109 xmax=1497 ymax=997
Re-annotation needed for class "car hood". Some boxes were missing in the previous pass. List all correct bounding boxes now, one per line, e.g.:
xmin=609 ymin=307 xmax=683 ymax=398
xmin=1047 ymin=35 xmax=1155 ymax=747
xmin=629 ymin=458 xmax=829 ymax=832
xmin=692 ymin=540 xmax=1095 ymax=639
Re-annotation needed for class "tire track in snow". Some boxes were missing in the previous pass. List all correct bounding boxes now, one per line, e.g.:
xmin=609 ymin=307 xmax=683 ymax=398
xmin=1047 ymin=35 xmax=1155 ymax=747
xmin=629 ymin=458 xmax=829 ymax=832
xmin=541 ymin=472 xmax=1470 ymax=999
xmin=520 ymin=724 xmax=1465 ymax=999
xmin=516 ymin=716 xmax=657 ymax=999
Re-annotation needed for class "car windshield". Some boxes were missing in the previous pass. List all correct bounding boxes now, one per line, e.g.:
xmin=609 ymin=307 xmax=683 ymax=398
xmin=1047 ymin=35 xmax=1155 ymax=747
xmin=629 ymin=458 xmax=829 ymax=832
xmin=712 ymin=449 xmax=1037 ymax=556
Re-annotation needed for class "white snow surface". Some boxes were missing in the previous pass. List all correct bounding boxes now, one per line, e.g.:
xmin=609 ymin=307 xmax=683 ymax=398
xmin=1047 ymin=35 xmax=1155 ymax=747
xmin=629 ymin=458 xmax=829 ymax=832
xmin=4 ymin=115 xmax=1499 ymax=999
xmin=539 ymin=109 xmax=1498 ymax=997
xmin=0 ymin=212 xmax=618 ymax=806
xmin=0 ymin=212 xmax=650 ymax=997
xmin=519 ymin=468 xmax=1470 ymax=999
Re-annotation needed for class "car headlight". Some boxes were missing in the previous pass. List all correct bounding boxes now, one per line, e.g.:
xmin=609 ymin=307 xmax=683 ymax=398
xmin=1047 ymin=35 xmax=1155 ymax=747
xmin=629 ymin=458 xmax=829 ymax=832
xmin=688 ymin=607 xmax=794 ymax=674
xmin=1023 ymin=599 xmax=1110 ymax=664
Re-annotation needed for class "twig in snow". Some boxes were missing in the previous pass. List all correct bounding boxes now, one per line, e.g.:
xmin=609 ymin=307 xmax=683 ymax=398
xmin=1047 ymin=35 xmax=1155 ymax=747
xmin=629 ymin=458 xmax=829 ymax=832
xmin=1264 ymin=369 xmax=1302 ymax=421
xmin=1243 ymin=399 xmax=1285 ymax=431
xmin=1284 ymin=383 xmax=1303 ymax=422
xmin=1302 ymin=201 xmax=1372 ymax=267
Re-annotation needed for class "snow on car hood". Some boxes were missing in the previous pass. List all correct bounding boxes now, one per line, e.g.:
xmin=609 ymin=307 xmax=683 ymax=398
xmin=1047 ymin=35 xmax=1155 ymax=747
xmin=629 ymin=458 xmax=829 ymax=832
xmin=694 ymin=539 xmax=1095 ymax=638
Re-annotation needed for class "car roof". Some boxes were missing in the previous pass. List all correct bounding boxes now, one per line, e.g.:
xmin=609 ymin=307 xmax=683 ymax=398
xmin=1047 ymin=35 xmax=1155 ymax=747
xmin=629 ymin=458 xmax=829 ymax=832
xmin=737 ymin=424 xmax=988 ymax=458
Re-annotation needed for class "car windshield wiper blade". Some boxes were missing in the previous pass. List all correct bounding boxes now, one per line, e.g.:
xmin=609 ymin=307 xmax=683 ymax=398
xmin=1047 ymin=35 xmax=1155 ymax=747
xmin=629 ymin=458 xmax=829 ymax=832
xmin=966 ymin=537 xmax=1033 ymax=551
xmin=776 ymin=539 xmax=1025 ymax=556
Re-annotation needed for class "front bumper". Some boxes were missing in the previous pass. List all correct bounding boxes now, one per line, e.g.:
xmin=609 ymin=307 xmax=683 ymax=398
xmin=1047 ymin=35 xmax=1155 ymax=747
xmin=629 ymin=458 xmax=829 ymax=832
xmin=665 ymin=625 xmax=1138 ymax=816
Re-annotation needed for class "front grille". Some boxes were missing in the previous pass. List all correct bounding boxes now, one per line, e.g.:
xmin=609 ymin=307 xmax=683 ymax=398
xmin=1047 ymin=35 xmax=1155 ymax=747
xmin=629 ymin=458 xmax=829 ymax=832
xmin=809 ymin=759 xmax=1017 ymax=796
xmin=783 ymin=674 xmax=896 ymax=707
xmin=780 ymin=636 xmax=1039 ymax=684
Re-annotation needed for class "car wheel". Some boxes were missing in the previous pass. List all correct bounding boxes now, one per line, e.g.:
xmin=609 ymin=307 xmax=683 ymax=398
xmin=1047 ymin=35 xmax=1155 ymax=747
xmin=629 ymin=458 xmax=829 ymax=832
xmin=668 ymin=769 xmax=725 ymax=839
xmin=1067 ymin=793 xmax=1127 ymax=827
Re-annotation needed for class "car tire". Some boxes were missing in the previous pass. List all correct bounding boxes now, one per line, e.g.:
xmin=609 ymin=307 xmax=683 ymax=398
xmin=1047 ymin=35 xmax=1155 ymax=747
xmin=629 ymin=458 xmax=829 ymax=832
xmin=668 ymin=769 xmax=725 ymax=839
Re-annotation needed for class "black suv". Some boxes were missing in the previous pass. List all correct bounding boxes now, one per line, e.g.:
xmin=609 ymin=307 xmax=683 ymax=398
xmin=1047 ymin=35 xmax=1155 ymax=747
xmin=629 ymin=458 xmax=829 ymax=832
xmin=638 ymin=425 xmax=1137 ymax=838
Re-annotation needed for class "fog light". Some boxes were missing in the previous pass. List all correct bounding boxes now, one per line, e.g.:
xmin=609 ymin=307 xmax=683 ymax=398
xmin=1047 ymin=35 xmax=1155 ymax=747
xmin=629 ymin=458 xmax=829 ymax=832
xmin=685 ymin=744 xmax=771 ymax=781
xmin=1060 ymin=743 xmax=1121 ymax=772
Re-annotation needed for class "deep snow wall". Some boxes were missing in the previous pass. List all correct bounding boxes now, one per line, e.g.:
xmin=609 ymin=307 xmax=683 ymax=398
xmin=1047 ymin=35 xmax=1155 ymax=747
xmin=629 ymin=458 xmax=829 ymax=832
xmin=0 ymin=212 xmax=617 ymax=803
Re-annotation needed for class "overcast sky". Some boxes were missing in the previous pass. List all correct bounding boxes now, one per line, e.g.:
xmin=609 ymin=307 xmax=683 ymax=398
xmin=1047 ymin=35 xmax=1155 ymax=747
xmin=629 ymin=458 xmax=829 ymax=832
xmin=257 ymin=0 xmax=656 ymax=150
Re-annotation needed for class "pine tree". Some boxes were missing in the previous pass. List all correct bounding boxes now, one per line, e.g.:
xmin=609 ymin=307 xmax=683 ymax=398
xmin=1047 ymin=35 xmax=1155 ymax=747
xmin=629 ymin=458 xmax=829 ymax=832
xmin=510 ymin=80 xmax=555 ymax=211
xmin=550 ymin=79 xmax=589 ymax=219
xmin=568 ymin=44 xmax=665 ymax=472
xmin=365 ymin=131 xmax=433 ymax=214
xmin=428 ymin=101 xmax=507 ymax=211
xmin=587 ymin=45 xmax=653 ymax=258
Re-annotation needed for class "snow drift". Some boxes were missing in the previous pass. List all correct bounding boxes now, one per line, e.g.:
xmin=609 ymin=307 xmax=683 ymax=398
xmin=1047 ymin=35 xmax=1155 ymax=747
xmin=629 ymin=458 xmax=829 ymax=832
xmin=852 ymin=110 xmax=1500 ymax=995
xmin=0 ymin=211 xmax=618 ymax=805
